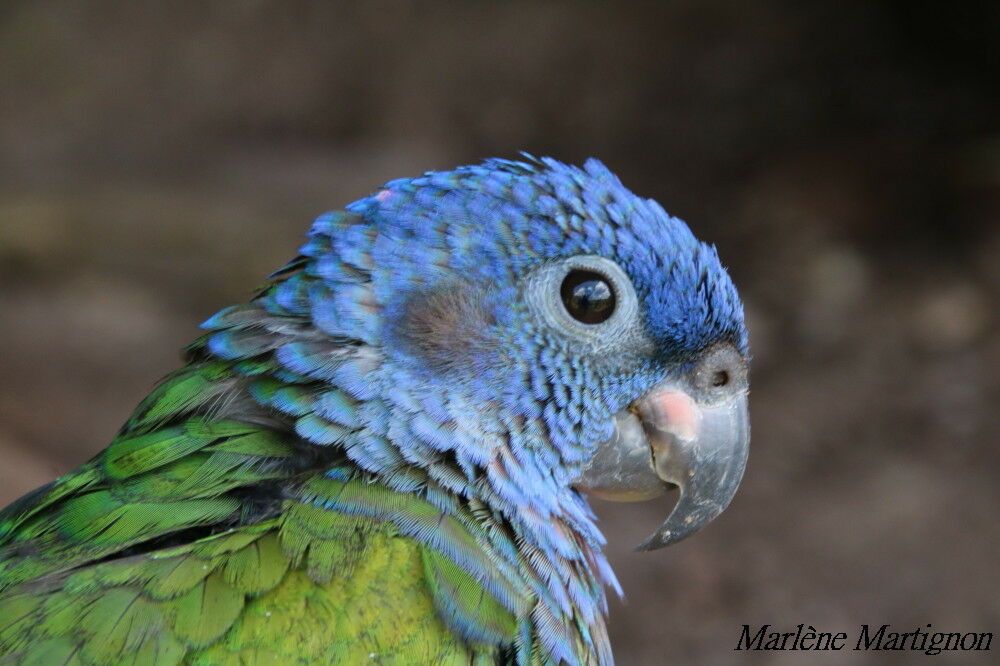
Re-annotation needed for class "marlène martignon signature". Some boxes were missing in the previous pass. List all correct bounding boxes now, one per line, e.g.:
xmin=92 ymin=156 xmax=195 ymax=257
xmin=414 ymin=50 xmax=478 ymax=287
xmin=736 ymin=624 xmax=993 ymax=656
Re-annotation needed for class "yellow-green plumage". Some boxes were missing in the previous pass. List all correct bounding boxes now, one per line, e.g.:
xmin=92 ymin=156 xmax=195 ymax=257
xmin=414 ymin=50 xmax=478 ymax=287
xmin=0 ymin=360 xmax=517 ymax=664
xmin=0 ymin=514 xmax=500 ymax=664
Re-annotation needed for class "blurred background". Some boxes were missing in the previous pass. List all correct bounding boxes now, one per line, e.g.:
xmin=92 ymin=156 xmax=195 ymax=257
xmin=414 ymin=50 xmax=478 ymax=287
xmin=1 ymin=1 xmax=997 ymax=663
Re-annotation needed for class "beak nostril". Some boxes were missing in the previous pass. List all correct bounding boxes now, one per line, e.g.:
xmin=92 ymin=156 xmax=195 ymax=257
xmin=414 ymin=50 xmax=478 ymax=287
xmin=711 ymin=370 xmax=729 ymax=388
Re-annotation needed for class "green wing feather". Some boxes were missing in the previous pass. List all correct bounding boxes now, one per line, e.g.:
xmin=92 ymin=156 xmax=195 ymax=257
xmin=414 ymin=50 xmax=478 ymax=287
xmin=0 ymin=360 xmax=517 ymax=664
xmin=0 ymin=517 xmax=500 ymax=664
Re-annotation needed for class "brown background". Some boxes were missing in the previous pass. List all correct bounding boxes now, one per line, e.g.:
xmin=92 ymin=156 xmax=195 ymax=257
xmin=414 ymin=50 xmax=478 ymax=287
xmin=1 ymin=2 xmax=998 ymax=664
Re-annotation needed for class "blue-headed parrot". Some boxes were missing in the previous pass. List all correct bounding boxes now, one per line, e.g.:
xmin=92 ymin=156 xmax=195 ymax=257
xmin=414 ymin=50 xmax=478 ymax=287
xmin=0 ymin=156 xmax=749 ymax=665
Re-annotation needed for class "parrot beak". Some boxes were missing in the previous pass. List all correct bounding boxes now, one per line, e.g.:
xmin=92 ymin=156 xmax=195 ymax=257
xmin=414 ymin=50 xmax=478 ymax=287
xmin=575 ymin=349 xmax=749 ymax=550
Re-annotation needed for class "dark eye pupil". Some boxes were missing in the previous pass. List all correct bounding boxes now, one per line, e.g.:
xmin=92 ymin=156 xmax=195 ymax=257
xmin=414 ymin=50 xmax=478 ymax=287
xmin=560 ymin=270 xmax=616 ymax=324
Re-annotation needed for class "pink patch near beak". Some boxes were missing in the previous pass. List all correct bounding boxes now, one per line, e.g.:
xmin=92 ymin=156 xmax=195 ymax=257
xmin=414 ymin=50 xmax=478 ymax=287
xmin=649 ymin=390 xmax=700 ymax=441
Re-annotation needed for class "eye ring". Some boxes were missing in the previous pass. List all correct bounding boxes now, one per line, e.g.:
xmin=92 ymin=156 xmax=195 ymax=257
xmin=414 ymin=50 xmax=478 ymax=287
xmin=524 ymin=254 xmax=644 ymax=351
xmin=560 ymin=269 xmax=616 ymax=324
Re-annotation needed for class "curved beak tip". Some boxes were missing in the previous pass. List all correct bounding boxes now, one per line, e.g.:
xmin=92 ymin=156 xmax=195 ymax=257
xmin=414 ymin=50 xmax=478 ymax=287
xmin=636 ymin=389 xmax=750 ymax=550
xmin=574 ymin=382 xmax=749 ymax=551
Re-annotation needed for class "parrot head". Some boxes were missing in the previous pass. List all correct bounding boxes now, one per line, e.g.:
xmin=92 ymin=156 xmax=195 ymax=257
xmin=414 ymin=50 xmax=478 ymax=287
xmin=293 ymin=155 xmax=748 ymax=551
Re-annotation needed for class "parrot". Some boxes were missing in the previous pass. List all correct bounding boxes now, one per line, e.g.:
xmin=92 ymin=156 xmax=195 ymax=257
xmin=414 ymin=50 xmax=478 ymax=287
xmin=0 ymin=156 xmax=749 ymax=665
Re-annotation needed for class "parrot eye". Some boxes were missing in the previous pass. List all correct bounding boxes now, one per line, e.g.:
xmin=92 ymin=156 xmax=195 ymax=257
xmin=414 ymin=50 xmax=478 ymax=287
xmin=524 ymin=254 xmax=647 ymax=354
xmin=560 ymin=270 xmax=616 ymax=324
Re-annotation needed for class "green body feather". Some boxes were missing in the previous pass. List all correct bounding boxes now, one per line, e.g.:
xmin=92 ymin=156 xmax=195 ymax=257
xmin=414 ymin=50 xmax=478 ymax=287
xmin=0 ymin=361 xmax=517 ymax=665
